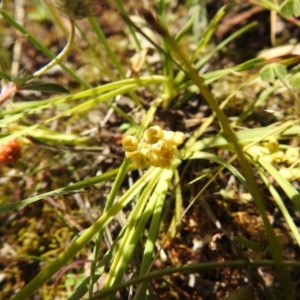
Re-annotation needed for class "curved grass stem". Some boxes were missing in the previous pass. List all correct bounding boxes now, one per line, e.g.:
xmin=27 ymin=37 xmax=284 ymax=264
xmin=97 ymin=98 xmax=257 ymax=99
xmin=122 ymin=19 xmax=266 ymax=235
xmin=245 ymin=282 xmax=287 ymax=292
xmin=32 ymin=18 xmax=75 ymax=78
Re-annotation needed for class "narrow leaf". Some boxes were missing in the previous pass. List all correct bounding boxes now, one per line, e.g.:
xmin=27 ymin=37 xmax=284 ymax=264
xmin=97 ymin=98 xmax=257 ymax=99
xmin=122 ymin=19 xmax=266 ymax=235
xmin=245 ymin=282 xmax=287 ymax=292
xmin=22 ymin=82 xmax=69 ymax=93
xmin=0 ymin=71 xmax=11 ymax=81
xmin=234 ymin=235 xmax=262 ymax=252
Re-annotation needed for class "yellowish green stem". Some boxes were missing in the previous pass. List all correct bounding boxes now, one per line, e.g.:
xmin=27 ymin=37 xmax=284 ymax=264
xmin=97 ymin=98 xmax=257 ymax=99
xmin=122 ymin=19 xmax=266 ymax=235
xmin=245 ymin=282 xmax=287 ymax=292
xmin=32 ymin=18 xmax=75 ymax=78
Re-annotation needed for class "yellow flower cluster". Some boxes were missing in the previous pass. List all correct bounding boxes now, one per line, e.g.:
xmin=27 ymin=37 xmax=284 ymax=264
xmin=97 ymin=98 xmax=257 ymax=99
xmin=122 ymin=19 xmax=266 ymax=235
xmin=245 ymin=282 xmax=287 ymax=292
xmin=262 ymin=138 xmax=300 ymax=181
xmin=279 ymin=167 xmax=300 ymax=181
xmin=122 ymin=126 xmax=185 ymax=168
xmin=263 ymin=141 xmax=299 ymax=165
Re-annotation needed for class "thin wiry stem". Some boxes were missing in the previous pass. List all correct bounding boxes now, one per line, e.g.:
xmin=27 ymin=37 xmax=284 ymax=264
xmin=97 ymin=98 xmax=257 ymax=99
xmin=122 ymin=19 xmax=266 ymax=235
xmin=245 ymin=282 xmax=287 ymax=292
xmin=32 ymin=18 xmax=75 ymax=78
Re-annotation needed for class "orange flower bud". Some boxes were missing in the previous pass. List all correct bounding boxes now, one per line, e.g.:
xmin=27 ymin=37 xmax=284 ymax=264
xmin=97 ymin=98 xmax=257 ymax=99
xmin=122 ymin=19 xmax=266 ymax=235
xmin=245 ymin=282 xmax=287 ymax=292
xmin=0 ymin=139 xmax=21 ymax=165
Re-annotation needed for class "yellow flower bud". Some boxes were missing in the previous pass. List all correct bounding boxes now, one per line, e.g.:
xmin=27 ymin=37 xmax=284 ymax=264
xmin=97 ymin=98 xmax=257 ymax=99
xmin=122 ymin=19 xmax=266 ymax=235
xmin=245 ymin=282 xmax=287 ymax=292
xmin=159 ymin=157 xmax=172 ymax=168
xmin=162 ymin=130 xmax=175 ymax=141
xmin=146 ymin=151 xmax=160 ymax=164
xmin=285 ymin=148 xmax=299 ymax=164
xmin=272 ymin=151 xmax=285 ymax=163
xmin=152 ymin=125 xmax=164 ymax=138
xmin=131 ymin=152 xmax=147 ymax=169
xmin=125 ymin=150 xmax=139 ymax=158
xmin=263 ymin=138 xmax=278 ymax=152
xmin=173 ymin=131 xmax=185 ymax=146
xmin=279 ymin=167 xmax=300 ymax=181
xmin=122 ymin=136 xmax=138 ymax=152
xmin=143 ymin=126 xmax=163 ymax=144
xmin=160 ymin=141 xmax=176 ymax=159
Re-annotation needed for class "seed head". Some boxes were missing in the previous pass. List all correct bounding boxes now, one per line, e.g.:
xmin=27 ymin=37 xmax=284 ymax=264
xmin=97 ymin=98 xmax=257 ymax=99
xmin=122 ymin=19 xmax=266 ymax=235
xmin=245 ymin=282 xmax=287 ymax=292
xmin=53 ymin=0 xmax=105 ymax=19
xmin=0 ymin=139 xmax=21 ymax=165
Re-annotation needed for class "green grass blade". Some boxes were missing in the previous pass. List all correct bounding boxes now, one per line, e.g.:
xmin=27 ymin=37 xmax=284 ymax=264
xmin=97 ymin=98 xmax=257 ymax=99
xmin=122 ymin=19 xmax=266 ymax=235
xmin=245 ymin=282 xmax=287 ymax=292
xmin=134 ymin=168 xmax=174 ymax=300
xmin=11 ymin=165 xmax=161 ymax=300
xmin=101 ymin=169 xmax=164 ymax=299
xmin=0 ymin=167 xmax=126 ymax=215
xmin=0 ymin=9 xmax=89 ymax=88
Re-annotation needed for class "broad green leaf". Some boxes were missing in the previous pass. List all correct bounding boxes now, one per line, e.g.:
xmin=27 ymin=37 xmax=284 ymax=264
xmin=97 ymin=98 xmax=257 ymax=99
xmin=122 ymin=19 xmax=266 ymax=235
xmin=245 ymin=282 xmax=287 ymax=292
xmin=290 ymin=73 xmax=300 ymax=89
xmin=295 ymin=0 xmax=300 ymax=16
xmin=274 ymin=63 xmax=288 ymax=79
xmin=260 ymin=63 xmax=287 ymax=82
xmin=280 ymin=0 xmax=294 ymax=17
xmin=260 ymin=65 xmax=275 ymax=82
xmin=280 ymin=0 xmax=300 ymax=17
xmin=22 ymin=82 xmax=69 ymax=93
